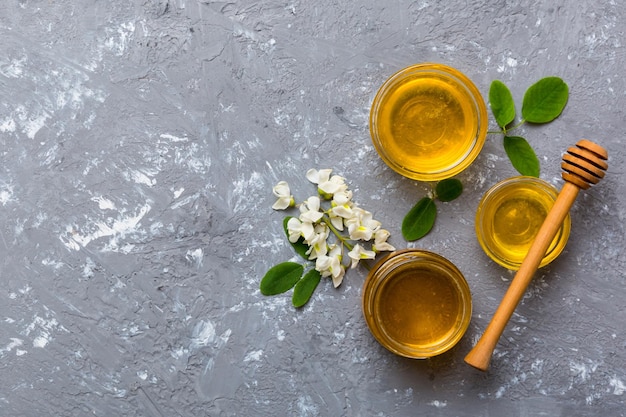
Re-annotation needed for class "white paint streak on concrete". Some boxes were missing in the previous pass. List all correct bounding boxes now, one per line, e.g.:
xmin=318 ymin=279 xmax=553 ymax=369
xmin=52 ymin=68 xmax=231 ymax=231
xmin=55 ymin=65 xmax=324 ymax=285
xmin=219 ymin=329 xmax=232 ymax=346
xmin=243 ymin=349 xmax=263 ymax=362
xmin=191 ymin=320 xmax=216 ymax=348
xmin=174 ymin=143 xmax=211 ymax=173
xmin=0 ymin=117 xmax=17 ymax=133
xmin=570 ymin=360 xmax=599 ymax=382
xmin=61 ymin=203 xmax=151 ymax=251
xmin=160 ymin=133 xmax=189 ymax=143
xmin=0 ymin=338 xmax=24 ymax=357
xmin=609 ymin=376 xmax=626 ymax=395
xmin=21 ymin=313 xmax=66 ymax=349
xmin=296 ymin=395 xmax=319 ymax=416
xmin=231 ymin=171 xmax=263 ymax=214
xmin=186 ymin=248 xmax=204 ymax=268
xmin=173 ymin=187 xmax=185 ymax=199
xmin=92 ymin=196 xmax=117 ymax=210
xmin=54 ymin=76 xmax=106 ymax=109
xmin=32 ymin=335 xmax=49 ymax=348
xmin=171 ymin=346 xmax=187 ymax=360
xmin=104 ymin=21 xmax=136 ymax=56
xmin=189 ymin=320 xmax=231 ymax=352
xmin=428 ymin=400 xmax=447 ymax=408
xmin=0 ymin=56 xmax=27 ymax=78
xmin=41 ymin=258 xmax=64 ymax=269
xmin=0 ymin=183 xmax=15 ymax=205
xmin=170 ymin=192 xmax=199 ymax=209
xmin=82 ymin=257 xmax=97 ymax=279
xmin=124 ymin=169 xmax=157 ymax=187
xmin=17 ymin=106 xmax=49 ymax=139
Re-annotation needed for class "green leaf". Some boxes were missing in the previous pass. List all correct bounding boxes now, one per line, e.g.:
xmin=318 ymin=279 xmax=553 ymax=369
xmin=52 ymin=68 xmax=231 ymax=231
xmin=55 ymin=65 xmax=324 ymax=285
xmin=402 ymin=197 xmax=437 ymax=241
xmin=283 ymin=216 xmax=309 ymax=260
xmin=503 ymin=136 xmax=540 ymax=177
xmin=292 ymin=269 xmax=321 ymax=308
xmin=260 ymin=262 xmax=304 ymax=295
xmin=435 ymin=178 xmax=463 ymax=202
xmin=489 ymin=80 xmax=516 ymax=128
xmin=521 ymin=77 xmax=568 ymax=123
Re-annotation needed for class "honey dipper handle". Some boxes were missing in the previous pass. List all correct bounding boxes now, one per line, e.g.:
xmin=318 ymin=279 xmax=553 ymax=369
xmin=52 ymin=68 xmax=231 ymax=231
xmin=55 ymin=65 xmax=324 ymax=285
xmin=464 ymin=182 xmax=580 ymax=371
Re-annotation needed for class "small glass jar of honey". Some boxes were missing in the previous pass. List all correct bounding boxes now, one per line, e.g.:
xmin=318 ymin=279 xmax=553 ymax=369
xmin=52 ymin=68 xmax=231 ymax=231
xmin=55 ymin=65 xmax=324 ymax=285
xmin=362 ymin=249 xmax=472 ymax=358
xmin=475 ymin=176 xmax=571 ymax=270
xmin=369 ymin=63 xmax=488 ymax=181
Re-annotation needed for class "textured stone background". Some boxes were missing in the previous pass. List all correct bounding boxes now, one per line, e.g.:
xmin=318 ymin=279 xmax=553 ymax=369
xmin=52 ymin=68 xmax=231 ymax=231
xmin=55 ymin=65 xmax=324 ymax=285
xmin=0 ymin=0 xmax=624 ymax=416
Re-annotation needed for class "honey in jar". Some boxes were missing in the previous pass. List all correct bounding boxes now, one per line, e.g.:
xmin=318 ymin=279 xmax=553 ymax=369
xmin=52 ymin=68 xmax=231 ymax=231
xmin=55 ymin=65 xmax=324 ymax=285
xmin=475 ymin=176 xmax=571 ymax=270
xmin=362 ymin=250 xmax=472 ymax=358
xmin=370 ymin=63 xmax=487 ymax=181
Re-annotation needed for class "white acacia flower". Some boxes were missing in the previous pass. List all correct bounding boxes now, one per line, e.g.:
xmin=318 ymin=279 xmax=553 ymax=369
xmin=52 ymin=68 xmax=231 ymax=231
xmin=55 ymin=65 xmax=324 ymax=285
xmin=372 ymin=229 xmax=395 ymax=252
xmin=271 ymin=181 xmax=294 ymax=210
xmin=330 ymin=190 xmax=354 ymax=220
xmin=329 ymin=196 xmax=353 ymax=231
xmin=315 ymin=245 xmax=345 ymax=287
xmin=346 ymin=207 xmax=381 ymax=241
xmin=321 ymin=175 xmax=348 ymax=195
xmin=306 ymin=223 xmax=330 ymax=260
xmin=328 ymin=210 xmax=345 ymax=231
xmin=331 ymin=202 xmax=353 ymax=220
xmin=269 ymin=168 xmax=396 ymax=297
xmin=306 ymin=168 xmax=348 ymax=197
xmin=299 ymin=196 xmax=324 ymax=223
xmin=306 ymin=168 xmax=332 ymax=184
xmin=348 ymin=244 xmax=376 ymax=269
xmin=286 ymin=217 xmax=314 ymax=243
xmin=333 ymin=189 xmax=353 ymax=206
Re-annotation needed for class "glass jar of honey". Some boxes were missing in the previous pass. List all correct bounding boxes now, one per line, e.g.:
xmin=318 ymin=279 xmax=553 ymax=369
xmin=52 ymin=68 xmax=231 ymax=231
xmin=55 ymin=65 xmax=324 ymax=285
xmin=369 ymin=63 xmax=488 ymax=181
xmin=362 ymin=249 xmax=472 ymax=358
xmin=475 ymin=176 xmax=571 ymax=270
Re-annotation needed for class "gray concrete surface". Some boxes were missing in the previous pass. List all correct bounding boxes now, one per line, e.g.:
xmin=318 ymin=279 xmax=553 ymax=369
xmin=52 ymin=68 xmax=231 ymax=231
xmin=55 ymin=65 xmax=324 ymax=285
xmin=1 ymin=1 xmax=624 ymax=416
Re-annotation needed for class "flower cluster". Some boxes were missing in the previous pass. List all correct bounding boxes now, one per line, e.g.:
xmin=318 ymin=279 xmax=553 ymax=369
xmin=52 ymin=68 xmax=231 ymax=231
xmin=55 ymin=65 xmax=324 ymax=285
xmin=272 ymin=168 xmax=395 ymax=288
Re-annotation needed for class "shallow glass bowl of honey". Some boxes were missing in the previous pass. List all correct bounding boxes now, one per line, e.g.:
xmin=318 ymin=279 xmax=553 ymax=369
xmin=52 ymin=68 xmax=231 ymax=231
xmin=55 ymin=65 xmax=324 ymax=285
xmin=362 ymin=249 xmax=472 ymax=359
xmin=369 ymin=63 xmax=488 ymax=181
xmin=475 ymin=176 xmax=571 ymax=270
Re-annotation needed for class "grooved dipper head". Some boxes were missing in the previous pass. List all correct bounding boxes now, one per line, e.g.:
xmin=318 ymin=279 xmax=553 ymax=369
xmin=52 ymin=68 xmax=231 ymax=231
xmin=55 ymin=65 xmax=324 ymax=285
xmin=561 ymin=139 xmax=608 ymax=190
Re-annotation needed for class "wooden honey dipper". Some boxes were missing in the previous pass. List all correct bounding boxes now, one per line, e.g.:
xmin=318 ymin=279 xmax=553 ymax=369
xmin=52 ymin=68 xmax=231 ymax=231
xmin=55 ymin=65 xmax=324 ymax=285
xmin=464 ymin=139 xmax=608 ymax=371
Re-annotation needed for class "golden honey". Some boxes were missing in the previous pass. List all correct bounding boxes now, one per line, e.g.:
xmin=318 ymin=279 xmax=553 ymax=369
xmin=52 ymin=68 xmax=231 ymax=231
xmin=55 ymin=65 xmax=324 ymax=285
xmin=370 ymin=63 xmax=487 ymax=181
xmin=362 ymin=250 xmax=472 ymax=358
xmin=475 ymin=176 xmax=571 ymax=270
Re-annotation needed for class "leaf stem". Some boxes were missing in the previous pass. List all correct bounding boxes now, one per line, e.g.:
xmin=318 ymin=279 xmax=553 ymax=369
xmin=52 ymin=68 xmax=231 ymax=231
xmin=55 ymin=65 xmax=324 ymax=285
xmin=509 ymin=119 xmax=526 ymax=131
xmin=488 ymin=118 xmax=528 ymax=137
xmin=322 ymin=214 xmax=355 ymax=251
